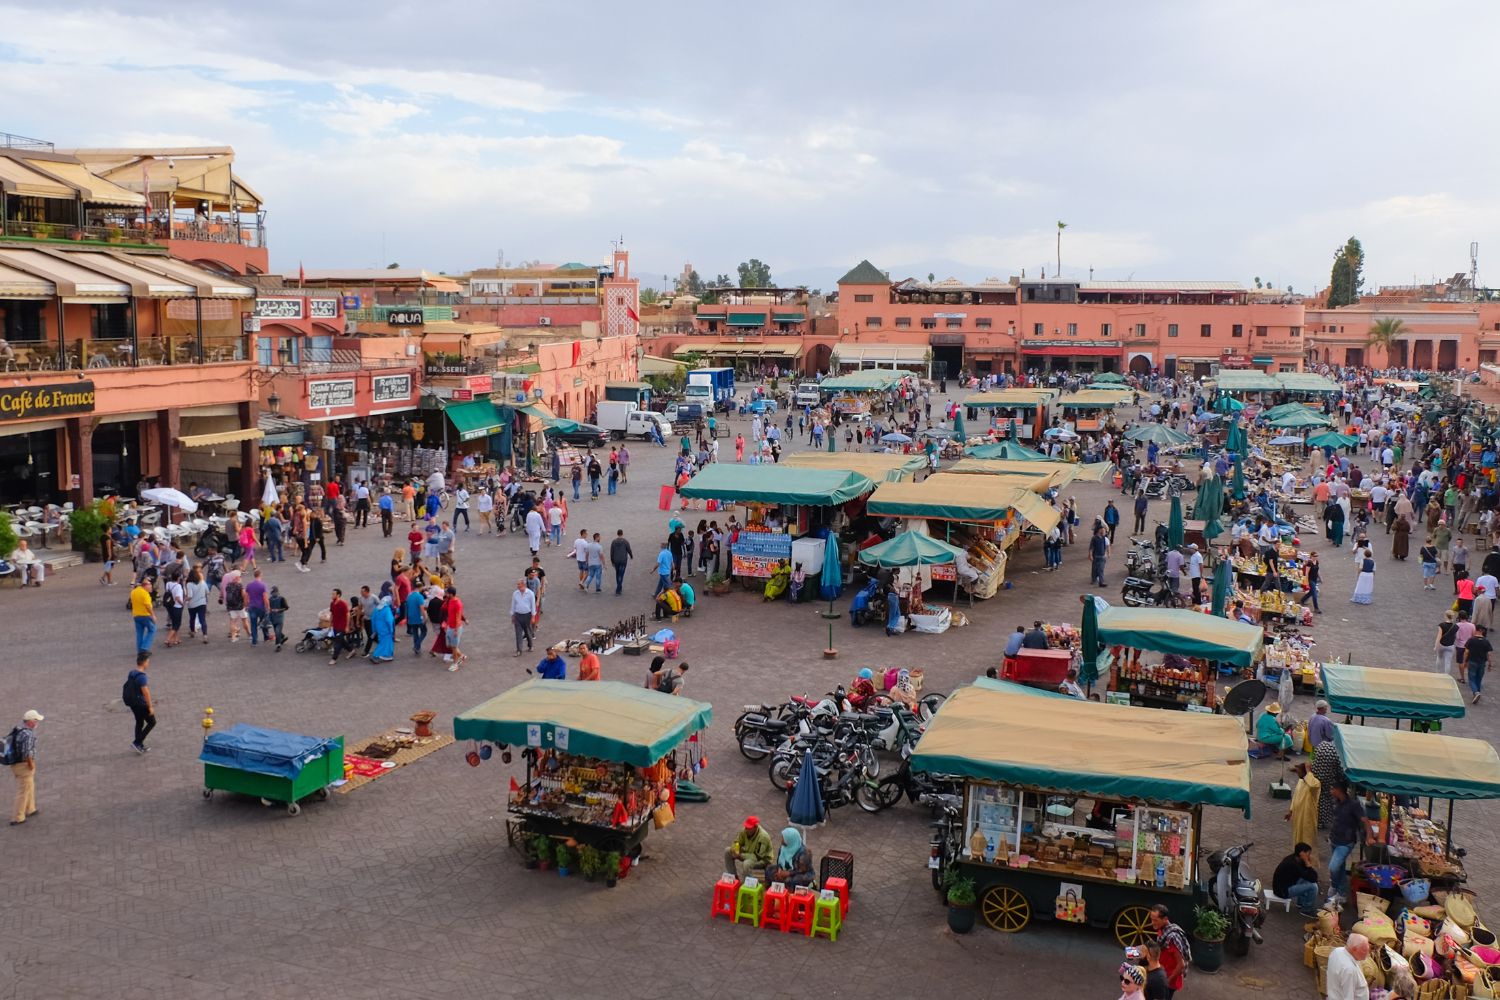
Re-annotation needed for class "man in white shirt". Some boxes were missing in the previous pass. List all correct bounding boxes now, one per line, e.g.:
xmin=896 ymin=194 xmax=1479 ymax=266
xmin=524 ymin=507 xmax=545 ymax=556
xmin=476 ymin=489 xmax=494 ymax=533
xmin=1369 ymin=482 xmax=1389 ymax=520
xmin=509 ymin=579 xmax=537 ymax=657
xmin=453 ymin=486 xmax=471 ymax=531
xmin=427 ymin=469 xmax=445 ymax=496
xmin=354 ymin=480 xmax=371 ymax=529
xmin=1325 ymin=933 xmax=1371 ymax=1000
xmin=572 ymin=530 xmax=591 ymax=590
xmin=11 ymin=539 xmax=43 ymax=587
xmin=1186 ymin=544 xmax=1204 ymax=604
xmin=547 ymin=503 xmax=564 ymax=547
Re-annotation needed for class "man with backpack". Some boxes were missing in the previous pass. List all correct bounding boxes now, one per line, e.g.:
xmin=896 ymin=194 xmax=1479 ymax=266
xmin=6 ymin=709 xmax=41 ymax=825
xmin=124 ymin=653 xmax=156 ymax=754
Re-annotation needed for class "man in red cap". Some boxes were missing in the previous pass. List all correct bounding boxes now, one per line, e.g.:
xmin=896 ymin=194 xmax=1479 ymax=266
xmin=723 ymin=814 xmax=774 ymax=880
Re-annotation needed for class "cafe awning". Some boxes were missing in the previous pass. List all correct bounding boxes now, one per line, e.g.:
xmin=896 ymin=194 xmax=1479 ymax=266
xmin=178 ymin=428 xmax=264 ymax=448
xmin=910 ymin=684 xmax=1252 ymax=813
xmin=727 ymin=312 xmax=766 ymax=326
xmin=24 ymin=158 xmax=146 ymax=207
xmin=454 ymin=679 xmax=711 ymax=768
xmin=1321 ymin=664 xmax=1466 ymax=722
xmin=1333 ymin=724 xmax=1500 ymax=800
xmin=0 ymin=156 xmax=76 ymax=198
xmin=831 ymin=345 xmax=928 ymax=367
xmin=866 ymin=475 xmax=1061 ymax=533
xmin=445 ymin=400 xmax=505 ymax=442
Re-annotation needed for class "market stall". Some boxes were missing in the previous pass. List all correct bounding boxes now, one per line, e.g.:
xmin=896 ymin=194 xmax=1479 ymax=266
xmin=676 ymin=464 xmax=877 ymax=586
xmin=1082 ymin=607 xmax=1264 ymax=711
xmin=1333 ymin=724 xmax=1500 ymax=894
xmin=1320 ymin=664 xmax=1466 ymax=730
xmin=964 ymin=389 xmax=1061 ymax=440
xmin=1056 ymin=389 xmax=1125 ymax=434
xmin=1225 ymin=541 xmax=1316 ymax=626
xmin=965 ymin=438 xmax=1052 ymax=461
xmin=454 ymin=680 xmax=712 ymax=873
xmin=857 ymin=530 xmax=973 ymax=629
xmin=950 ymin=458 xmax=1111 ymax=485
xmin=866 ymin=474 xmax=1061 ymax=598
xmin=913 ymin=683 xmax=1250 ymax=945
xmin=782 ymin=451 xmax=928 ymax=483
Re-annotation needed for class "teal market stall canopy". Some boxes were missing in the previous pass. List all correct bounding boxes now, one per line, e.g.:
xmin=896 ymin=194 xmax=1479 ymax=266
xmin=675 ymin=464 xmax=876 ymax=506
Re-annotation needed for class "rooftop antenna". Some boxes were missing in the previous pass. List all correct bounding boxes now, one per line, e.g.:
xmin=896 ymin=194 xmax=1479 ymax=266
xmin=1472 ymin=241 xmax=1480 ymax=302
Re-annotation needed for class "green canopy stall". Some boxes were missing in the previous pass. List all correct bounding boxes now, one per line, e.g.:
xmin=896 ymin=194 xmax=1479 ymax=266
xmin=1306 ymin=431 xmax=1360 ymax=450
xmin=675 ymin=464 xmax=875 ymax=506
xmin=1083 ymin=606 xmax=1262 ymax=712
xmin=1125 ymin=424 xmax=1192 ymax=448
xmin=966 ymin=439 xmax=1051 ymax=461
xmin=857 ymin=531 xmax=966 ymax=568
xmin=1092 ymin=372 xmax=1126 ymax=384
xmin=455 ymin=680 xmax=713 ymax=865
xmin=819 ymin=370 xmax=905 ymax=392
xmin=1267 ymin=409 xmax=1332 ymax=430
xmin=1320 ymin=664 xmax=1466 ymax=728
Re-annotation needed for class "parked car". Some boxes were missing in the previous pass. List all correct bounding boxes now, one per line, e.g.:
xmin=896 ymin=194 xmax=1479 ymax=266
xmin=547 ymin=422 xmax=610 ymax=449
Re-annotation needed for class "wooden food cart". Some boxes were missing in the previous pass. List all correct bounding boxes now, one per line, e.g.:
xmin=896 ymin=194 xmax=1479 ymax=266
xmin=913 ymin=682 xmax=1251 ymax=946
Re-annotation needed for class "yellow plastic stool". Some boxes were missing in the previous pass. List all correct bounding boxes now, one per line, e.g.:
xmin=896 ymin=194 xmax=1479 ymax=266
xmin=810 ymin=894 xmax=842 ymax=941
xmin=733 ymin=882 xmax=766 ymax=926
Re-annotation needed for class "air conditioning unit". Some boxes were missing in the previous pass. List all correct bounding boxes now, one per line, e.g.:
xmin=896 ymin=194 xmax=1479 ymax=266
xmin=405 ymin=344 xmax=417 ymax=356
xmin=538 ymin=317 xmax=552 ymax=326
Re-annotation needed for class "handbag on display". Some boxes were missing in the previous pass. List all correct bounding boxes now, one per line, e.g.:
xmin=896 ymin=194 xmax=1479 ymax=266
xmin=1053 ymin=888 xmax=1086 ymax=924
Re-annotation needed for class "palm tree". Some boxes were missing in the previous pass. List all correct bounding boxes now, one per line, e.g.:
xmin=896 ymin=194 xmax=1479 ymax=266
xmin=1365 ymin=317 xmax=1407 ymax=365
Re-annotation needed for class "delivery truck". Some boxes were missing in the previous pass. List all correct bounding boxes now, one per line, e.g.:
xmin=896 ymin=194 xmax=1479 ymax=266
xmin=684 ymin=367 xmax=735 ymax=406
xmin=595 ymin=400 xmax=672 ymax=440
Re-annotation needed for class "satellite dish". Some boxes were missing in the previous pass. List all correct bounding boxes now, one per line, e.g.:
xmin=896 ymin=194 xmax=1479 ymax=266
xmin=1221 ymin=679 xmax=1270 ymax=717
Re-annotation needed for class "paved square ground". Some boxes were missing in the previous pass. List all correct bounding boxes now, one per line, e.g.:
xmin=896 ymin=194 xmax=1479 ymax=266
xmin=4 ymin=388 xmax=1496 ymax=999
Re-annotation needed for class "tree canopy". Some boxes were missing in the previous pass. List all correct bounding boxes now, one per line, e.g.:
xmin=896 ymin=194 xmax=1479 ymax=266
xmin=1327 ymin=237 xmax=1364 ymax=308
xmin=736 ymin=259 xmax=773 ymax=288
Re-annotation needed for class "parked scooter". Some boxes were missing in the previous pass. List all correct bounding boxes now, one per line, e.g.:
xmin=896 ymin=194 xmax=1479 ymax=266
xmin=1204 ymin=841 xmax=1265 ymax=956
xmin=1120 ymin=576 xmax=1180 ymax=608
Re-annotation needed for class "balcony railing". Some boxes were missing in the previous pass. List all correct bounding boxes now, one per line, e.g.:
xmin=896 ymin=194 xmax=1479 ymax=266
xmin=0 ymin=334 xmax=248 ymax=372
xmin=0 ymin=218 xmax=155 ymax=246
xmin=261 ymin=349 xmax=417 ymax=374
xmin=159 ymin=220 xmax=265 ymax=248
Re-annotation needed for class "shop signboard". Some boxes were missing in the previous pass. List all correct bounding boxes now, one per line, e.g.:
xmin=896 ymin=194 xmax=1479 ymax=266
xmin=731 ymin=531 xmax=793 ymax=579
xmin=930 ymin=563 xmax=957 ymax=582
xmin=467 ymin=374 xmax=493 ymax=394
xmin=451 ymin=389 xmax=473 ymax=401
xmin=0 ymin=380 xmax=96 ymax=422
xmin=308 ymin=379 xmax=356 ymax=409
xmin=372 ymin=374 xmax=413 ymax=403
xmin=342 ymin=295 xmax=361 ymax=310
xmin=387 ymin=309 xmax=425 ymax=326
xmin=254 ymin=297 xmax=304 ymax=320
xmin=309 ymin=298 xmax=339 ymax=319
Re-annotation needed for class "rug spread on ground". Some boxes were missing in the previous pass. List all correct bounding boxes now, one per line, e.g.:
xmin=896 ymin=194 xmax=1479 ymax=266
xmin=334 ymin=727 xmax=455 ymax=794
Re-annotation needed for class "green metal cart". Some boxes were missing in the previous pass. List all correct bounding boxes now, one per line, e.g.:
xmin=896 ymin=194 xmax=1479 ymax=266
xmin=200 ymin=724 xmax=344 ymax=817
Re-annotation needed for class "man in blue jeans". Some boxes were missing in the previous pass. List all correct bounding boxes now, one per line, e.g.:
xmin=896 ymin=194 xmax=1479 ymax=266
xmin=654 ymin=542 xmax=673 ymax=597
xmin=1326 ymin=782 xmax=1368 ymax=904
xmin=609 ymin=529 xmax=633 ymax=596
xmin=1272 ymin=842 xmax=1321 ymax=918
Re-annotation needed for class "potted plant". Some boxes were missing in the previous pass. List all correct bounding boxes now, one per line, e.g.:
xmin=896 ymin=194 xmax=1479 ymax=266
xmin=107 ymin=225 xmax=124 ymax=243
xmin=1191 ymin=905 xmax=1228 ymax=973
xmin=32 ymin=223 xmax=54 ymax=240
xmin=531 ymin=835 xmax=553 ymax=872
xmin=604 ymin=851 xmax=623 ymax=888
xmin=943 ymin=868 xmax=977 ymax=934
xmin=0 ymin=511 xmax=16 ymax=563
xmin=68 ymin=227 xmax=84 ymax=241
xmin=554 ymin=844 xmax=574 ymax=877
xmin=68 ymin=501 xmax=110 ymax=560
xmin=578 ymin=844 xmax=602 ymax=883
xmin=706 ymin=571 xmax=731 ymax=595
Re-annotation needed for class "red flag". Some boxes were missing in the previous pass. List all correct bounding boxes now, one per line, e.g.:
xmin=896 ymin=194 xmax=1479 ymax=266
xmin=298 ymin=262 xmax=305 ymax=288
xmin=571 ymin=340 xmax=581 ymax=366
xmin=509 ymin=777 xmax=520 ymax=794
xmin=625 ymin=305 xmax=641 ymax=324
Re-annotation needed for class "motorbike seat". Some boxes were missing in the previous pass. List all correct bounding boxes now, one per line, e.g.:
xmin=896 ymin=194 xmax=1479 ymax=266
xmin=790 ymin=694 xmax=819 ymax=707
xmin=839 ymin=712 xmax=879 ymax=725
xmin=760 ymin=718 xmax=790 ymax=733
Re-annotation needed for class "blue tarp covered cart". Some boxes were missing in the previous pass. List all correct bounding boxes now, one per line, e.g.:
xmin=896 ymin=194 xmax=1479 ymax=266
xmin=200 ymin=724 xmax=345 ymax=816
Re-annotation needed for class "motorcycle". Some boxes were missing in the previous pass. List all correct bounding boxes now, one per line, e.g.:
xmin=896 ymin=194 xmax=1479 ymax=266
xmin=1120 ymin=576 xmax=1180 ymax=608
xmin=926 ymin=793 xmax=964 ymax=893
xmin=784 ymin=743 xmax=871 ymax=816
xmin=857 ymin=750 xmax=960 ymax=813
xmin=1204 ymin=841 xmax=1265 ymax=956
xmin=1124 ymin=539 xmax=1164 ymax=578
xmin=294 ymin=626 xmax=361 ymax=654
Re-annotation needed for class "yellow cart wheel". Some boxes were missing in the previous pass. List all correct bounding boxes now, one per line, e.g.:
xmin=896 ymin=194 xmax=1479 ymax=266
xmin=1113 ymin=905 xmax=1155 ymax=948
xmin=980 ymin=885 xmax=1030 ymax=932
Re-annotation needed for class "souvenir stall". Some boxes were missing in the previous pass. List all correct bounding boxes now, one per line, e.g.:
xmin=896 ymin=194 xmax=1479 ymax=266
xmin=1319 ymin=664 xmax=1466 ymax=731
xmin=914 ymin=682 xmax=1251 ymax=946
xmin=454 ymin=680 xmax=712 ymax=880
xmin=258 ymin=442 xmax=317 ymax=505
xmin=1302 ymin=726 xmax=1500 ymax=997
xmin=963 ymin=389 xmax=1061 ymax=440
xmin=1260 ymin=630 xmax=1320 ymax=692
xmin=865 ymin=474 xmax=1062 ymax=599
xmin=675 ymin=465 xmax=878 ymax=589
xmin=1225 ymin=543 xmax=1316 ymax=626
xmin=1080 ymin=607 xmax=1265 ymax=711
xmin=856 ymin=530 xmax=973 ymax=633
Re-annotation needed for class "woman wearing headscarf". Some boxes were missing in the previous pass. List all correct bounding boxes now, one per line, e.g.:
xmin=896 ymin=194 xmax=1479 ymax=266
xmin=770 ymin=828 xmax=816 ymax=889
xmin=888 ymin=668 xmax=918 ymax=709
xmin=1310 ymin=738 xmax=1345 ymax=830
xmin=1392 ymin=511 xmax=1411 ymax=561
xmin=1324 ymin=498 xmax=1345 ymax=548
xmin=1350 ymin=545 xmax=1375 ymax=605
xmin=370 ymin=582 xmax=396 ymax=662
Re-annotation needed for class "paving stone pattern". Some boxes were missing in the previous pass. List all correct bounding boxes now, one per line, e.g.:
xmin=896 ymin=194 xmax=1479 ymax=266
xmin=2 ymin=388 xmax=1495 ymax=999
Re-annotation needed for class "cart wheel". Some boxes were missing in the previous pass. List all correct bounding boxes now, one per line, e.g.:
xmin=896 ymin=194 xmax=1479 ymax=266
xmin=202 ymin=788 xmax=212 ymax=800
xmin=287 ymin=802 xmax=301 ymax=817
xmin=1113 ymin=905 xmax=1155 ymax=948
xmin=506 ymin=817 xmax=529 ymax=857
xmin=315 ymin=788 xmax=330 ymax=801
xmin=980 ymin=885 xmax=1030 ymax=932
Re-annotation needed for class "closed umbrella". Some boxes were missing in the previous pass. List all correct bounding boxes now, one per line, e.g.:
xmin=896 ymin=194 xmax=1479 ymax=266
xmin=1198 ymin=477 xmax=1225 ymax=541
xmin=1231 ymin=455 xmax=1247 ymax=501
xmin=1079 ymin=595 xmax=1101 ymax=691
xmin=1225 ymin=417 xmax=1247 ymax=456
xmin=1210 ymin=558 xmax=1232 ymax=617
xmin=1007 ymin=418 xmax=1019 ymax=441
xmin=786 ymin=748 xmax=825 ymax=826
xmin=1168 ymin=494 xmax=1184 ymax=548
xmin=261 ymin=475 xmax=279 ymax=507
xmin=953 ymin=409 xmax=966 ymax=442
xmin=819 ymin=529 xmax=843 ymax=601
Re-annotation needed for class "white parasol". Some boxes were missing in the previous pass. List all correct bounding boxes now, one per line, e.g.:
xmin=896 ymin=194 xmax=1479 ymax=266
xmin=262 ymin=475 xmax=280 ymax=506
xmin=141 ymin=487 xmax=198 ymax=514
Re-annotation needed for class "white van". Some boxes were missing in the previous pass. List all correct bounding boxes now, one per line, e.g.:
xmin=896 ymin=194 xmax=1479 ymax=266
xmin=794 ymin=382 xmax=822 ymax=407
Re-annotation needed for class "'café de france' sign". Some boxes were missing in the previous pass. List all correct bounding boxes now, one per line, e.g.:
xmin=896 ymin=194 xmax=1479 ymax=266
xmin=0 ymin=381 xmax=96 ymax=421
xmin=308 ymin=379 xmax=356 ymax=409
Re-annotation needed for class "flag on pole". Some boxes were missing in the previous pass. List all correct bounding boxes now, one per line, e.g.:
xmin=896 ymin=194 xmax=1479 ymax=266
xmin=298 ymin=262 xmax=305 ymax=289
xmin=625 ymin=305 xmax=641 ymax=324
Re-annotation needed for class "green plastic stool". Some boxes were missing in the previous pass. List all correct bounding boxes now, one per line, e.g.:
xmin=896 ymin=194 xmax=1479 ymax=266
xmin=733 ymin=882 xmax=766 ymax=926
xmin=810 ymin=894 xmax=842 ymax=941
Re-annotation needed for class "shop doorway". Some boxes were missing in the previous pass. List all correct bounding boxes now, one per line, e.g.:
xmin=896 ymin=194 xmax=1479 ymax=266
xmin=92 ymin=421 xmax=142 ymax=496
xmin=1438 ymin=340 xmax=1457 ymax=370
xmin=931 ymin=346 xmax=962 ymax=379
xmin=1128 ymin=355 xmax=1152 ymax=375
xmin=0 ymin=428 xmax=61 ymax=504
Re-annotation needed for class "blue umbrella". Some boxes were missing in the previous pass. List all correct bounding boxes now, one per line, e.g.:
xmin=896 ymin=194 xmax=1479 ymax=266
xmin=881 ymin=432 xmax=912 ymax=444
xmin=819 ymin=528 xmax=843 ymax=601
xmin=786 ymin=749 xmax=825 ymax=826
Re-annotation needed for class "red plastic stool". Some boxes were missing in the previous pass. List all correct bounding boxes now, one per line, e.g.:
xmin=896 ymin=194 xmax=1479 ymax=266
xmin=786 ymin=889 xmax=816 ymax=936
xmin=710 ymin=875 xmax=739 ymax=921
xmin=823 ymin=876 xmax=850 ymax=918
xmin=761 ymin=884 xmax=790 ymax=931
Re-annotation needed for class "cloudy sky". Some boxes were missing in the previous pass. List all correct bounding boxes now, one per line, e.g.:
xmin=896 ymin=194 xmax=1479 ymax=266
xmin=4 ymin=1 xmax=1495 ymax=292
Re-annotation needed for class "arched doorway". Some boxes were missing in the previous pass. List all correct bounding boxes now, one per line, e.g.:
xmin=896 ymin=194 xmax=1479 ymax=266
xmin=1127 ymin=353 xmax=1152 ymax=375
